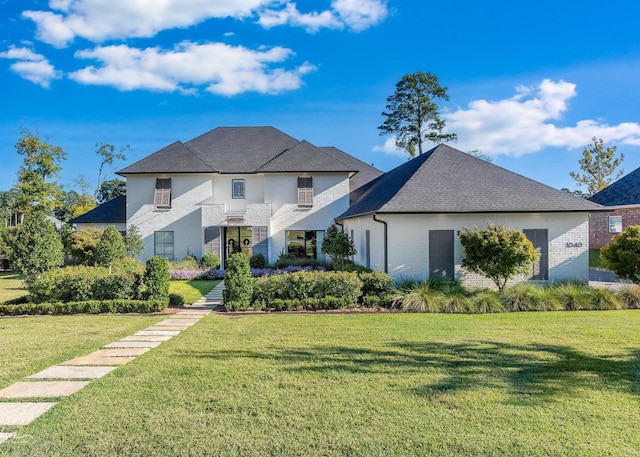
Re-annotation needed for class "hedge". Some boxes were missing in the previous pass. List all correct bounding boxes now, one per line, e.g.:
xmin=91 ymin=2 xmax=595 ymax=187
xmin=0 ymin=299 xmax=167 ymax=316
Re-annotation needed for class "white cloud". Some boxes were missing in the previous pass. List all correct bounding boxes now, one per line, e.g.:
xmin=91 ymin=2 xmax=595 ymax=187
xmin=258 ymin=0 xmax=387 ymax=32
xmin=23 ymin=0 xmax=387 ymax=47
xmin=68 ymin=41 xmax=316 ymax=95
xmin=374 ymin=79 xmax=640 ymax=157
xmin=0 ymin=45 xmax=60 ymax=87
xmin=23 ymin=0 xmax=271 ymax=47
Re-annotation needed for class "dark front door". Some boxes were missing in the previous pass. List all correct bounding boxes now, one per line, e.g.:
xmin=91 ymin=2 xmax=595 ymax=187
xmin=429 ymin=230 xmax=454 ymax=279
xmin=224 ymin=226 xmax=253 ymax=267
xmin=524 ymin=229 xmax=548 ymax=280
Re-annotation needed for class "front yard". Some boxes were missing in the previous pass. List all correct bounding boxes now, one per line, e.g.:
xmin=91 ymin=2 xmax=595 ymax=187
xmin=2 ymin=311 xmax=639 ymax=456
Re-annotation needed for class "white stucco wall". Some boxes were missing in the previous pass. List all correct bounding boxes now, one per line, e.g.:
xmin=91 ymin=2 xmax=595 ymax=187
xmin=125 ymin=172 xmax=350 ymax=263
xmin=343 ymin=212 xmax=590 ymax=288
xmin=266 ymin=173 xmax=350 ymax=264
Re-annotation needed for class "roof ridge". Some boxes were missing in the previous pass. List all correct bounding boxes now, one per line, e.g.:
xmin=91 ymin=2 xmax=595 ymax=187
xmin=181 ymin=140 xmax=217 ymax=171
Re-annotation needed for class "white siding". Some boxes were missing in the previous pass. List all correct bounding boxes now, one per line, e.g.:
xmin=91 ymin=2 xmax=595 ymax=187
xmin=344 ymin=212 xmax=590 ymax=288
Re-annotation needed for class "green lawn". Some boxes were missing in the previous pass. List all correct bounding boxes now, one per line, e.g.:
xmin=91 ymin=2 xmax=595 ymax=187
xmin=169 ymin=279 xmax=220 ymax=304
xmin=0 ymin=314 xmax=166 ymax=390
xmin=3 ymin=311 xmax=640 ymax=456
xmin=589 ymin=248 xmax=604 ymax=269
xmin=0 ymin=272 xmax=27 ymax=302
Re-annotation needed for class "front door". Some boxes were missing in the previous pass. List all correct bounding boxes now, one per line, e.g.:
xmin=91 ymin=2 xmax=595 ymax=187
xmin=224 ymin=226 xmax=253 ymax=267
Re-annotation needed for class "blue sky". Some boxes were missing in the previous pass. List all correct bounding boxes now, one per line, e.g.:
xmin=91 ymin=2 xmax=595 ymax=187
xmin=1 ymin=0 xmax=640 ymax=196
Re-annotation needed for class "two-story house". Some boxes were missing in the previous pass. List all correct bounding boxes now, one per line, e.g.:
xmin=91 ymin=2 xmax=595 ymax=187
xmin=116 ymin=126 xmax=382 ymax=266
xmin=74 ymin=126 xmax=606 ymax=288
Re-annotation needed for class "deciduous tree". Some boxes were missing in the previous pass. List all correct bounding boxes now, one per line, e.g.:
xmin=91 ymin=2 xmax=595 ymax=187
xmin=378 ymin=71 xmax=457 ymax=158
xmin=600 ymin=226 xmax=640 ymax=283
xmin=569 ymin=137 xmax=624 ymax=197
xmin=458 ymin=223 xmax=538 ymax=292
xmin=321 ymin=224 xmax=356 ymax=270
xmin=95 ymin=143 xmax=128 ymax=200
xmin=13 ymin=129 xmax=66 ymax=219
xmin=97 ymin=178 xmax=126 ymax=203
xmin=94 ymin=225 xmax=127 ymax=273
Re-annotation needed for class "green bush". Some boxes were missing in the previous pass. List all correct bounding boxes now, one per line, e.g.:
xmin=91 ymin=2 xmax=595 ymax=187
xmin=169 ymin=293 xmax=185 ymax=307
xmin=393 ymin=282 xmax=441 ymax=313
xmin=600 ymin=226 xmax=640 ymax=282
xmin=170 ymin=258 xmax=200 ymax=270
xmin=28 ymin=266 xmax=143 ymax=303
xmin=471 ymin=290 xmax=505 ymax=313
xmin=200 ymin=253 xmax=220 ymax=270
xmin=249 ymin=253 xmax=267 ymax=269
xmin=0 ymin=299 xmax=166 ymax=316
xmin=551 ymin=282 xmax=593 ymax=311
xmin=359 ymin=271 xmax=393 ymax=297
xmin=588 ymin=287 xmax=623 ymax=310
xmin=93 ymin=225 xmax=127 ymax=270
xmin=252 ymin=271 xmax=363 ymax=307
xmin=143 ymin=256 xmax=170 ymax=302
xmin=223 ymin=253 xmax=253 ymax=307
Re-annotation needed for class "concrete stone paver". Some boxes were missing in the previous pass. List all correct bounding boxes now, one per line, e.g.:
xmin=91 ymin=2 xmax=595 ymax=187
xmin=103 ymin=340 xmax=162 ymax=349
xmin=171 ymin=312 xmax=210 ymax=318
xmin=28 ymin=366 xmax=117 ymax=380
xmin=0 ymin=433 xmax=16 ymax=445
xmin=0 ymin=402 xmax=57 ymax=426
xmin=155 ymin=318 xmax=200 ymax=326
xmin=0 ymin=381 xmax=90 ymax=399
xmin=62 ymin=354 xmax=136 ymax=366
xmin=89 ymin=347 xmax=150 ymax=357
xmin=119 ymin=334 xmax=174 ymax=342
xmin=135 ymin=330 xmax=181 ymax=336
xmin=145 ymin=326 xmax=192 ymax=332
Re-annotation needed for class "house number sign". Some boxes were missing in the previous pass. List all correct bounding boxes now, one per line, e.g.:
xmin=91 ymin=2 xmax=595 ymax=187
xmin=565 ymin=242 xmax=583 ymax=248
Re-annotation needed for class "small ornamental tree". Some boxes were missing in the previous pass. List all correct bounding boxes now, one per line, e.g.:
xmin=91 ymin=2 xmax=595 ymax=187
xmin=458 ymin=223 xmax=538 ymax=292
xmin=124 ymin=224 xmax=145 ymax=258
xmin=600 ymin=226 xmax=640 ymax=283
xmin=321 ymin=224 xmax=356 ymax=270
xmin=69 ymin=228 xmax=103 ymax=265
xmin=223 ymin=252 xmax=253 ymax=309
xmin=143 ymin=256 xmax=170 ymax=302
xmin=94 ymin=225 xmax=127 ymax=273
xmin=10 ymin=211 xmax=63 ymax=282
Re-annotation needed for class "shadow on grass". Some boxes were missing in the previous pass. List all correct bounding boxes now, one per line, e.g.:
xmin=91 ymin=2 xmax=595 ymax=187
xmin=188 ymin=341 xmax=640 ymax=404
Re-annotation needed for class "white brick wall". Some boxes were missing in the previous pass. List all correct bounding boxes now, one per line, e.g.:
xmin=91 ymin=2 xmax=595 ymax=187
xmin=343 ymin=212 xmax=590 ymax=288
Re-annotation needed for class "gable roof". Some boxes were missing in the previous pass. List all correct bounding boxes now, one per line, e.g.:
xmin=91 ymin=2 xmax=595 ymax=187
xmin=339 ymin=144 xmax=605 ymax=219
xmin=321 ymin=146 xmax=383 ymax=195
xmin=589 ymin=166 xmax=640 ymax=206
xmin=70 ymin=196 xmax=126 ymax=224
xmin=118 ymin=126 xmax=355 ymax=175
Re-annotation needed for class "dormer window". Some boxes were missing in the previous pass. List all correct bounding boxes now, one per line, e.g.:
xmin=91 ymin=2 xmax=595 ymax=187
xmin=298 ymin=176 xmax=313 ymax=207
xmin=154 ymin=178 xmax=171 ymax=209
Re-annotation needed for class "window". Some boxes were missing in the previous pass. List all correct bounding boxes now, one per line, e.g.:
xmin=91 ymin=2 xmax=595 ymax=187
xmin=609 ymin=215 xmax=622 ymax=233
xmin=286 ymin=230 xmax=324 ymax=261
xmin=154 ymin=231 xmax=174 ymax=260
xmin=154 ymin=178 xmax=171 ymax=209
xmin=297 ymin=177 xmax=313 ymax=207
xmin=429 ymin=230 xmax=454 ymax=279
xmin=232 ymin=179 xmax=245 ymax=199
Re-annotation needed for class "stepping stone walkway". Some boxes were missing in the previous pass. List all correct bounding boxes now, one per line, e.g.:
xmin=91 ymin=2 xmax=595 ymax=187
xmin=0 ymin=281 xmax=224 ymax=446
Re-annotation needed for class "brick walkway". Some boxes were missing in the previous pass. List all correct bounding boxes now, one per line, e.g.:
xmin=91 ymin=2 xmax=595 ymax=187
xmin=0 ymin=281 xmax=225 ymax=446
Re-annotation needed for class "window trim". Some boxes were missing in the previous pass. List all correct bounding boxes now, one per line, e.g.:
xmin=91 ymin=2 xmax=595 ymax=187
xmin=609 ymin=215 xmax=622 ymax=233
xmin=297 ymin=176 xmax=313 ymax=207
xmin=232 ymin=179 xmax=245 ymax=199
xmin=154 ymin=178 xmax=172 ymax=209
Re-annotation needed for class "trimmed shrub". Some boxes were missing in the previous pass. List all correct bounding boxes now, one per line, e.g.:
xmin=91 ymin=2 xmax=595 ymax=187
xmin=200 ymin=253 xmax=220 ymax=270
xmin=251 ymin=271 xmax=362 ymax=308
xmin=223 ymin=253 xmax=253 ymax=307
xmin=143 ymin=256 xmax=170 ymax=302
xmin=359 ymin=271 xmax=393 ymax=297
xmin=94 ymin=225 xmax=127 ymax=270
xmin=169 ymin=293 xmax=185 ymax=307
xmin=0 ymin=299 xmax=166 ymax=316
xmin=249 ymin=253 xmax=267 ymax=269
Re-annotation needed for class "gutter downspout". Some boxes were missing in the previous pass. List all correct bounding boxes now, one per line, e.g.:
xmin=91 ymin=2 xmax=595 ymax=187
xmin=372 ymin=213 xmax=388 ymax=273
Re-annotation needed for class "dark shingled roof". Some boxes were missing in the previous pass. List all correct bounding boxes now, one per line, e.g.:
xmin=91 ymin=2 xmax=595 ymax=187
xmin=339 ymin=144 xmax=605 ymax=219
xmin=257 ymin=140 xmax=356 ymax=173
xmin=70 ymin=196 xmax=126 ymax=224
xmin=321 ymin=146 xmax=383 ymax=196
xmin=589 ymin=166 xmax=640 ymax=206
xmin=118 ymin=141 xmax=212 ymax=174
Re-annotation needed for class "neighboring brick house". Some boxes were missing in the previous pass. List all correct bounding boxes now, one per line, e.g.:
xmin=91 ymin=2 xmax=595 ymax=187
xmin=337 ymin=144 xmax=605 ymax=288
xmin=588 ymin=167 xmax=640 ymax=248
xmin=73 ymin=127 xmax=607 ymax=288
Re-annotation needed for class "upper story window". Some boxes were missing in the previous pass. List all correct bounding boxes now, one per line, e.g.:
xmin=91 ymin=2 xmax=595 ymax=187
xmin=297 ymin=176 xmax=313 ymax=207
xmin=232 ymin=179 xmax=245 ymax=199
xmin=154 ymin=178 xmax=171 ymax=209
xmin=609 ymin=215 xmax=622 ymax=233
